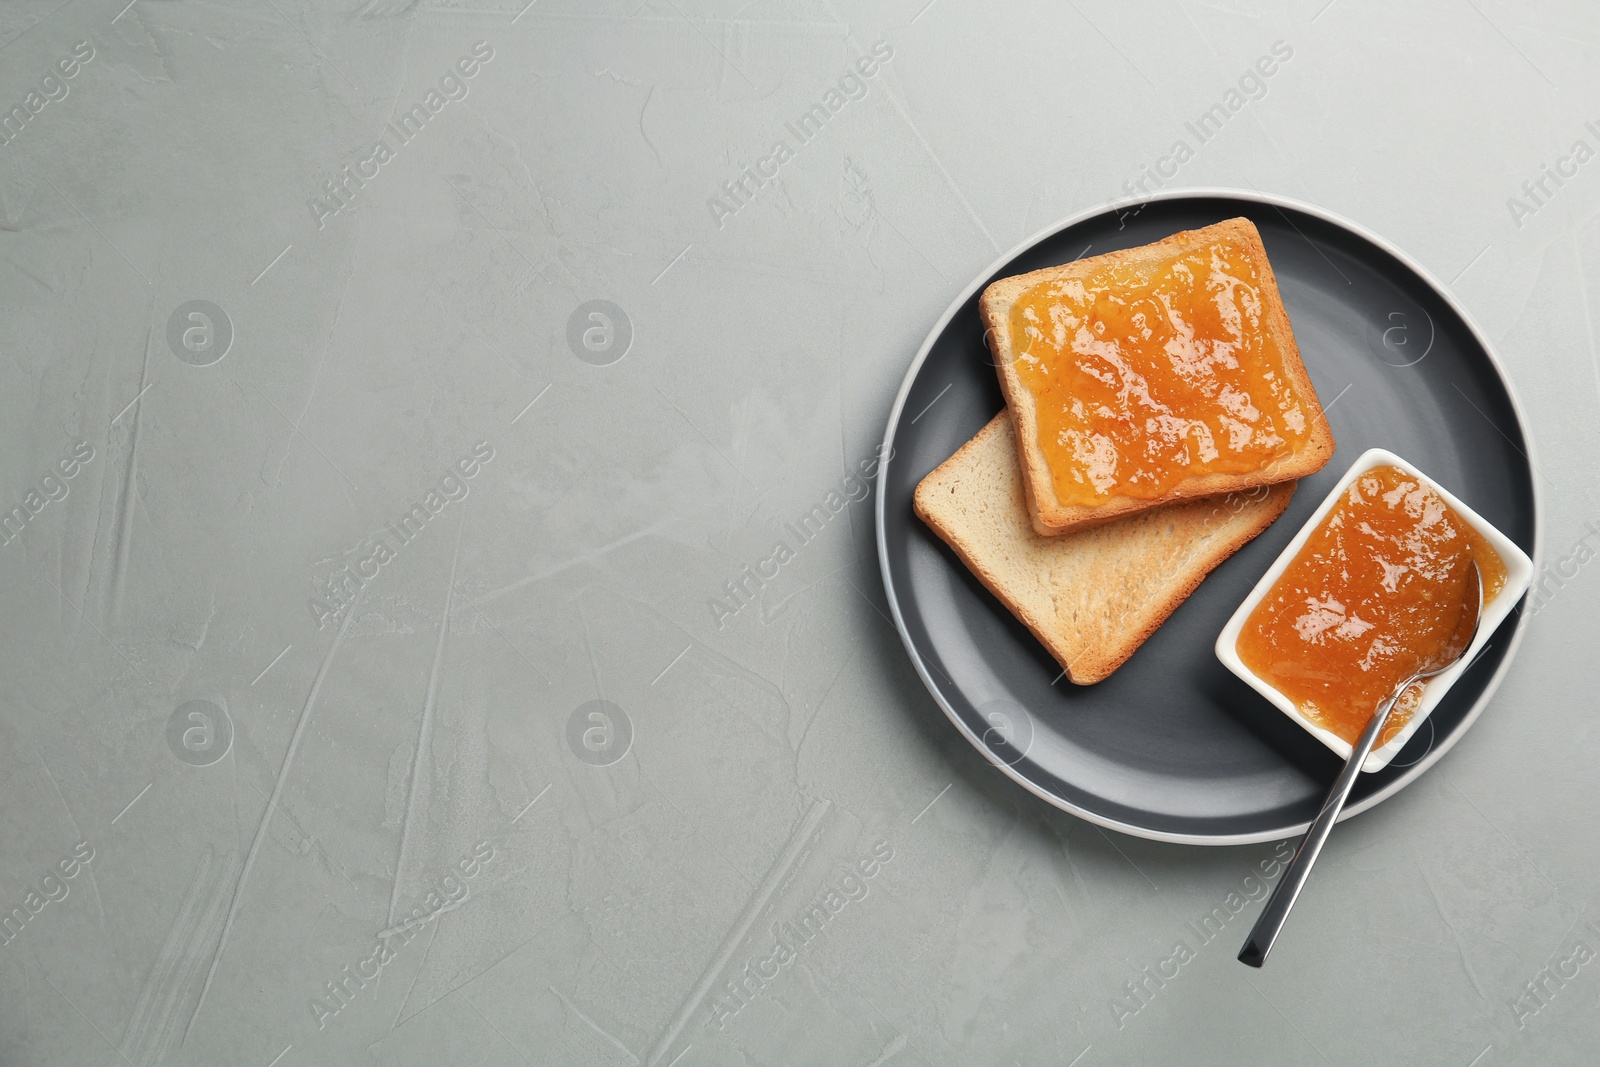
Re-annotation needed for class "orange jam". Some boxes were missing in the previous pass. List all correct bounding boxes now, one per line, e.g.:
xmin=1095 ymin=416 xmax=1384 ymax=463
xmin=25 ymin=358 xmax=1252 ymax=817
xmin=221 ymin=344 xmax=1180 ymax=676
xmin=1008 ymin=237 xmax=1314 ymax=507
xmin=1237 ymin=465 xmax=1507 ymax=747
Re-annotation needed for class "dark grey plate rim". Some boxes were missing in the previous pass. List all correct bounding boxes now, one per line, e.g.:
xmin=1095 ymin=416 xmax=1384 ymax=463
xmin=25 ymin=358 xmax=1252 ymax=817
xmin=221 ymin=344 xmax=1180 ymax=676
xmin=873 ymin=188 xmax=1543 ymax=846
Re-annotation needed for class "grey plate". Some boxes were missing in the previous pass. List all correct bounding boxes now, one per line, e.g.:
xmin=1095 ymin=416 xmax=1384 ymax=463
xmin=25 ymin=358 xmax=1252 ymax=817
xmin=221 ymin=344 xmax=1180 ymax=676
xmin=874 ymin=190 xmax=1540 ymax=845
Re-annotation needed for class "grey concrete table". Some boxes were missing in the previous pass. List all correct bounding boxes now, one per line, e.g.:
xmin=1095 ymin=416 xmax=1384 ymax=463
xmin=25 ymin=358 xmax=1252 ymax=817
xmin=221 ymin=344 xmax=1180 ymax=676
xmin=2 ymin=1 xmax=1597 ymax=1064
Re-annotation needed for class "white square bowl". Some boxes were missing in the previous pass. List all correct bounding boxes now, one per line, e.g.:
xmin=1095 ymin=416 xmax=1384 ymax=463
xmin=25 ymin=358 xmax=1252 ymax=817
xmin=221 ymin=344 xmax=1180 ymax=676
xmin=1215 ymin=448 xmax=1533 ymax=773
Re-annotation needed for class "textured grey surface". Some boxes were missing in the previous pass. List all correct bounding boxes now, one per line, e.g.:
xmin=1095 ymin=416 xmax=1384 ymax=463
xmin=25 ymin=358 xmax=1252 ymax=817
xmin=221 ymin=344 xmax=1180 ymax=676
xmin=1 ymin=1 xmax=1598 ymax=1064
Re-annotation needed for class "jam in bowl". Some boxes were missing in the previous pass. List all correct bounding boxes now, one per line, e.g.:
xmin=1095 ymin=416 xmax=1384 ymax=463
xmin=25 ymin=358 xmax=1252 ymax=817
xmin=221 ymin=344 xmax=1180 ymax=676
xmin=1216 ymin=449 xmax=1533 ymax=772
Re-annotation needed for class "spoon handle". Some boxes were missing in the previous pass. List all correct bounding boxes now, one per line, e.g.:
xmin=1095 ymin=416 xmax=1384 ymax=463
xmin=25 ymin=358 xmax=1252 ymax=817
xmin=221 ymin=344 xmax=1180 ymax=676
xmin=1237 ymin=691 xmax=1401 ymax=968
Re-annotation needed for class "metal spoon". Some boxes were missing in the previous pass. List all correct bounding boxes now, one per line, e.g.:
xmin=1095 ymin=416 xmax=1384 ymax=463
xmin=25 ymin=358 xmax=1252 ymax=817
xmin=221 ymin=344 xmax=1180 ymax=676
xmin=1237 ymin=561 xmax=1483 ymax=968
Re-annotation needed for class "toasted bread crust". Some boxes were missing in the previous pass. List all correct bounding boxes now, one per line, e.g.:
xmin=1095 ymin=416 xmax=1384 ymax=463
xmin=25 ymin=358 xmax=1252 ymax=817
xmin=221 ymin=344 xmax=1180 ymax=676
xmin=914 ymin=411 xmax=1295 ymax=684
xmin=980 ymin=217 xmax=1334 ymax=536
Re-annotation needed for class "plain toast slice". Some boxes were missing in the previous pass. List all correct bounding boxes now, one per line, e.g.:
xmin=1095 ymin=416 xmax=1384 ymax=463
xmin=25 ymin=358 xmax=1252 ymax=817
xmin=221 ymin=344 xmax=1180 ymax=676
xmin=981 ymin=217 xmax=1333 ymax=536
xmin=914 ymin=410 xmax=1295 ymax=684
